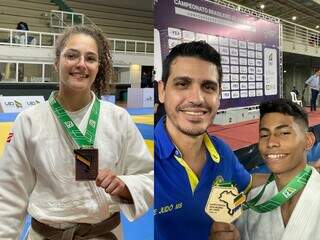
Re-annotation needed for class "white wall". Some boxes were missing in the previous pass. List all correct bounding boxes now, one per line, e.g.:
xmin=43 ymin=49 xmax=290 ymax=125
xmin=118 ymin=68 xmax=130 ymax=84
xmin=130 ymin=64 xmax=141 ymax=88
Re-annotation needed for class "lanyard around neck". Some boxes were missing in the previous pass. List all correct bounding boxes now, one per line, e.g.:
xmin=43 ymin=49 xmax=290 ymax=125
xmin=243 ymin=165 xmax=312 ymax=213
xmin=49 ymin=92 xmax=100 ymax=148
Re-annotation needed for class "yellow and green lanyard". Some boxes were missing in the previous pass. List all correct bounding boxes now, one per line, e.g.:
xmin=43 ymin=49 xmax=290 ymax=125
xmin=48 ymin=92 xmax=100 ymax=148
xmin=243 ymin=165 xmax=312 ymax=213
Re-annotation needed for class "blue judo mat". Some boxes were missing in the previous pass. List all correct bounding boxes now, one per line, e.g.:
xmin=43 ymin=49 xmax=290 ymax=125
xmin=127 ymin=108 xmax=153 ymax=115
xmin=0 ymin=112 xmax=18 ymax=122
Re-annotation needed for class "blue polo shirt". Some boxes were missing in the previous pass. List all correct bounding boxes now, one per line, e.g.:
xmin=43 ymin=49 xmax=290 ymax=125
xmin=155 ymin=118 xmax=251 ymax=240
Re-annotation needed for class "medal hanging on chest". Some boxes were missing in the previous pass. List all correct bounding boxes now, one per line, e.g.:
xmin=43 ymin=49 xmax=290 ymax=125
xmin=74 ymin=148 xmax=98 ymax=180
xmin=49 ymin=93 xmax=100 ymax=181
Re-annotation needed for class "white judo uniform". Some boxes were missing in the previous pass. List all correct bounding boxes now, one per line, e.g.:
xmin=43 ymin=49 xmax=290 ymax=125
xmin=0 ymin=96 xmax=154 ymax=239
xmin=236 ymin=167 xmax=320 ymax=240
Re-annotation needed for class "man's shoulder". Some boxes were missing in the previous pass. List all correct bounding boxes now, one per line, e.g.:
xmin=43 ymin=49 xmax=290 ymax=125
xmin=307 ymin=167 xmax=320 ymax=190
xmin=154 ymin=119 xmax=175 ymax=160
xmin=306 ymin=74 xmax=315 ymax=82
xmin=207 ymin=134 xmax=233 ymax=152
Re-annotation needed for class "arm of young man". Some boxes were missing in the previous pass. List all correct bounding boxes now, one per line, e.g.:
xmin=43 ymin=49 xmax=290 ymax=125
xmin=231 ymin=155 xmax=268 ymax=193
xmin=251 ymin=173 xmax=268 ymax=189
xmin=230 ymin=159 xmax=269 ymax=199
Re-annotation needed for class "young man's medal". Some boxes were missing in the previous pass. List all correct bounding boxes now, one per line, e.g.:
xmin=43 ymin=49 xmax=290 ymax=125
xmin=205 ymin=183 xmax=246 ymax=223
xmin=49 ymin=92 xmax=100 ymax=180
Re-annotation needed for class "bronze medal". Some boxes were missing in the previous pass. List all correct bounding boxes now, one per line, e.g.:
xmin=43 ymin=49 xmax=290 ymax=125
xmin=74 ymin=148 xmax=98 ymax=181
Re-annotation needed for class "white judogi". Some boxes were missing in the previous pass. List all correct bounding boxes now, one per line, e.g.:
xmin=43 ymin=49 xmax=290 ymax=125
xmin=0 ymin=96 xmax=154 ymax=239
xmin=236 ymin=167 xmax=320 ymax=240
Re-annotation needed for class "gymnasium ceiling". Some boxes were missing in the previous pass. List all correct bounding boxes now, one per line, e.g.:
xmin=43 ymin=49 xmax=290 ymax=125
xmin=232 ymin=0 xmax=320 ymax=30
xmin=132 ymin=0 xmax=320 ymax=30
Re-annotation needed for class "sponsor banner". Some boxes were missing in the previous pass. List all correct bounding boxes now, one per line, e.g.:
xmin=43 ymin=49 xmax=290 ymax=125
xmin=0 ymin=96 xmax=45 ymax=113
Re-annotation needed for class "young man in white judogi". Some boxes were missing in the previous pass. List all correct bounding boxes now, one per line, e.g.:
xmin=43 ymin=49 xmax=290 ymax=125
xmin=211 ymin=99 xmax=320 ymax=240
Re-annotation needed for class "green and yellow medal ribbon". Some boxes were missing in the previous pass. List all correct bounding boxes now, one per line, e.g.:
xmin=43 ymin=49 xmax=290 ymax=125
xmin=214 ymin=182 xmax=247 ymax=207
xmin=243 ymin=165 xmax=312 ymax=213
xmin=48 ymin=92 xmax=100 ymax=148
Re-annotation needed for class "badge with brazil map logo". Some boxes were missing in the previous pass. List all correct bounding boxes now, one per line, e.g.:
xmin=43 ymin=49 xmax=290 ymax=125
xmin=205 ymin=184 xmax=246 ymax=223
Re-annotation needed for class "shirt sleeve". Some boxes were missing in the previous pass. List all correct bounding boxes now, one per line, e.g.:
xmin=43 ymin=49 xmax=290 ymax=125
xmin=114 ymin=111 xmax=154 ymax=221
xmin=305 ymin=75 xmax=314 ymax=85
xmin=0 ymin=113 xmax=36 ymax=238
xmin=231 ymin=151 xmax=252 ymax=193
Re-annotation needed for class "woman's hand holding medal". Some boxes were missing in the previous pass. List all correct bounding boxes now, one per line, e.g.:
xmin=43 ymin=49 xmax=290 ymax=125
xmin=96 ymin=169 xmax=133 ymax=203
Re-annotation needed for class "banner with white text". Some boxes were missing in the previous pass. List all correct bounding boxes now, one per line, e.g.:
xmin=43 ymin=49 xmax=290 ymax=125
xmin=154 ymin=0 xmax=280 ymax=109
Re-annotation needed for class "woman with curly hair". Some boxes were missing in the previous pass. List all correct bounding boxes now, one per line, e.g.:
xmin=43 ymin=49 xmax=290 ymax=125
xmin=0 ymin=25 xmax=153 ymax=239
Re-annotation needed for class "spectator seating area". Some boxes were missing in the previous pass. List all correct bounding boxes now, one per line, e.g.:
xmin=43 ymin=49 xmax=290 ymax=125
xmin=0 ymin=0 xmax=153 ymax=42
xmin=0 ymin=0 xmax=58 ymax=33
xmin=65 ymin=0 xmax=153 ymax=41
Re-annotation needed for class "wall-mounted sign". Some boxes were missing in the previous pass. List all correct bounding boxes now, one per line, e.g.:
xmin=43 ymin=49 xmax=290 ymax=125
xmin=0 ymin=96 xmax=45 ymax=113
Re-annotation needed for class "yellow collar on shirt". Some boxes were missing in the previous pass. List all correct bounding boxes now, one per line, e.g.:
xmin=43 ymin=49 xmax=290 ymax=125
xmin=174 ymin=133 xmax=220 ymax=193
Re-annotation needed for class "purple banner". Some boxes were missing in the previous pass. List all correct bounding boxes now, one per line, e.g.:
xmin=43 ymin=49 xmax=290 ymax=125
xmin=155 ymin=0 xmax=280 ymax=109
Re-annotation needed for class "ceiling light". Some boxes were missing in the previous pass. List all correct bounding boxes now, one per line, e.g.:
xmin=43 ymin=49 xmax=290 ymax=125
xmin=316 ymin=25 xmax=320 ymax=29
xmin=260 ymin=4 xmax=265 ymax=9
xmin=284 ymin=70 xmax=287 ymax=73
xmin=292 ymin=16 xmax=297 ymax=21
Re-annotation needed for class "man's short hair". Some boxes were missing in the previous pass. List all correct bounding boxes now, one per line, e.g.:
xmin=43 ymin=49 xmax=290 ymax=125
xmin=259 ymin=98 xmax=308 ymax=130
xmin=162 ymin=41 xmax=222 ymax=86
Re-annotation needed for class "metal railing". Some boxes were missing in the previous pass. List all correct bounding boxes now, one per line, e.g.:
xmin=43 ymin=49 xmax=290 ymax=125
xmin=213 ymin=0 xmax=320 ymax=50
xmin=212 ymin=0 xmax=280 ymax=24
xmin=0 ymin=60 xmax=56 ymax=83
xmin=50 ymin=10 xmax=102 ymax=30
xmin=109 ymin=38 xmax=154 ymax=54
xmin=49 ymin=10 xmax=154 ymax=54
xmin=281 ymin=19 xmax=320 ymax=48
xmin=50 ymin=10 xmax=85 ymax=28
xmin=0 ymin=28 xmax=154 ymax=54
xmin=0 ymin=28 xmax=60 ymax=48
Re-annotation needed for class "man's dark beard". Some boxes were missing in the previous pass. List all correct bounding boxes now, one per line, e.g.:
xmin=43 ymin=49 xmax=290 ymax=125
xmin=176 ymin=124 xmax=207 ymax=137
